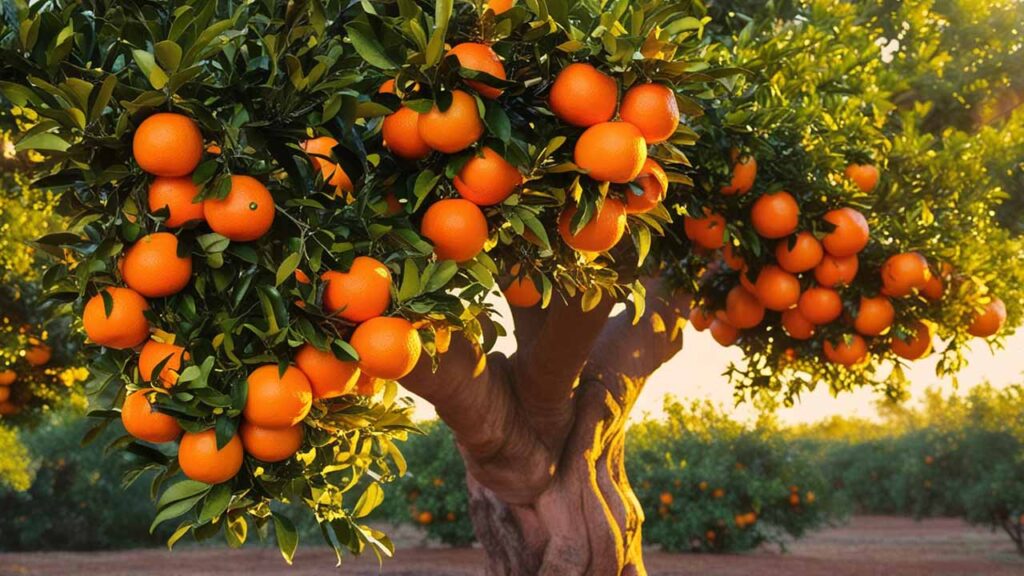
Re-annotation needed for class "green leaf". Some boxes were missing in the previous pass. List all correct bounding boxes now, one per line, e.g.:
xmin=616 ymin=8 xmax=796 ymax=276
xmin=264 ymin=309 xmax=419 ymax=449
xmin=151 ymin=492 xmax=205 ymax=533
xmin=15 ymin=132 xmax=69 ymax=152
xmin=89 ymin=75 xmax=117 ymax=121
xmin=155 ymin=40 xmax=183 ymax=73
xmin=272 ymin=513 xmax=299 ymax=565
xmin=158 ymin=480 xmax=212 ymax=509
xmin=276 ymin=252 xmax=302 ymax=286
xmin=351 ymin=482 xmax=384 ymax=519
xmin=397 ymin=259 xmax=420 ymax=301
xmin=424 ymin=0 xmax=453 ymax=67
xmin=132 ymin=49 xmax=169 ymax=90
xmin=424 ymin=260 xmax=458 ymax=292
xmin=197 ymin=484 xmax=232 ymax=524
xmin=345 ymin=22 xmax=397 ymax=70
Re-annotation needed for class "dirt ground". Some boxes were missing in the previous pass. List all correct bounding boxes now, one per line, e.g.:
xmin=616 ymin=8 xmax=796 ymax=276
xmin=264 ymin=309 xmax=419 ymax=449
xmin=1 ymin=516 xmax=1021 ymax=576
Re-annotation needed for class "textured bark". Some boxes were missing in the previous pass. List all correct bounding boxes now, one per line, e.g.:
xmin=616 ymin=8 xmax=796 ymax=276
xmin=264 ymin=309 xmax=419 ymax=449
xmin=402 ymin=279 xmax=689 ymax=575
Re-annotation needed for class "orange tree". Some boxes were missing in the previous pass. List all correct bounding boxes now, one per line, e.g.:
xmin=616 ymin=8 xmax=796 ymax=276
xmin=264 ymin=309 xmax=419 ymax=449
xmin=1 ymin=0 xmax=1021 ymax=573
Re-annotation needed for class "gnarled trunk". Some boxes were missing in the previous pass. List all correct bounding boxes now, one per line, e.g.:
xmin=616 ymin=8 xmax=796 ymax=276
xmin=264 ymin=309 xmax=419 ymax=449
xmin=402 ymin=278 xmax=689 ymax=576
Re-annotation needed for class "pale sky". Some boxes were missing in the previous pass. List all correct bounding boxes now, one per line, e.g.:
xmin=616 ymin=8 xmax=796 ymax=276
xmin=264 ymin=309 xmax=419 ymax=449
xmin=402 ymin=295 xmax=1024 ymax=425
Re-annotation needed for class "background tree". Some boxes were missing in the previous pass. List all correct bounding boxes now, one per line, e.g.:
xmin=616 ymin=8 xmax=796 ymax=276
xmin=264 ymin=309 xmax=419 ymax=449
xmin=0 ymin=1 xmax=1020 ymax=575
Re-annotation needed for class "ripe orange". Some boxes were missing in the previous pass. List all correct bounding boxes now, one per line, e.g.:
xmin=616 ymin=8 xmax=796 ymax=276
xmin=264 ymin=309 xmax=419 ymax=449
xmin=891 ymin=321 xmax=932 ymax=360
xmin=322 ymin=256 xmax=392 ymax=322
xmin=824 ymin=334 xmax=869 ymax=366
xmin=417 ymin=511 xmax=434 ymax=525
xmin=0 ymin=370 xmax=15 ymax=386
xmin=294 ymin=343 xmax=360 ymax=399
xmin=0 ymin=401 xmax=20 ymax=416
xmin=721 ymin=150 xmax=757 ymax=195
xmin=379 ymin=79 xmax=396 ymax=94
xmin=447 ymin=43 xmax=507 ymax=99
xmin=558 ymin=198 xmax=627 ymax=253
xmin=921 ymin=274 xmax=944 ymax=301
xmin=383 ymin=107 xmax=432 ymax=160
xmin=203 ymin=175 xmax=275 ymax=242
xmin=454 ymin=147 xmax=522 ymax=206
xmin=83 ymin=287 xmax=150 ymax=350
xmin=421 ymin=198 xmax=489 ymax=262
xmin=0 ymin=387 xmax=9 ymax=403
xmin=243 ymin=365 xmax=313 ymax=429
xmin=355 ymin=373 xmax=383 ymax=396
xmin=133 ymin=113 xmax=203 ymax=177
xmin=881 ymin=252 xmax=931 ymax=297
xmin=815 ymin=254 xmax=858 ymax=287
xmin=574 ymin=121 xmax=648 ymax=183
xmin=139 ymin=339 xmax=189 ymax=386
xmin=417 ymin=90 xmax=484 ymax=154
xmin=24 ymin=342 xmax=51 ymax=366
xmin=782 ymin=308 xmax=816 ymax=340
xmin=798 ymin=287 xmax=842 ymax=324
xmin=775 ymin=232 xmax=824 ymax=273
xmin=967 ymin=297 xmax=1006 ymax=338
xmin=626 ymin=159 xmax=668 ymax=214
xmin=148 ymin=177 xmax=205 ymax=228
xmin=710 ymin=319 xmax=739 ymax=346
xmin=178 ymin=429 xmax=243 ymax=484
xmin=845 ymin=164 xmax=879 ymax=193
xmin=350 ymin=317 xmax=423 ymax=380
xmin=503 ymin=265 xmax=542 ymax=308
xmin=683 ymin=210 xmax=726 ymax=250
xmin=725 ymin=285 xmax=764 ymax=329
xmin=489 ymin=0 xmax=514 ymax=14
xmin=754 ymin=265 xmax=800 ymax=311
xmin=549 ymin=63 xmax=618 ymax=127
xmin=619 ymin=83 xmax=680 ymax=144
xmin=121 ymin=390 xmax=182 ymax=443
xmin=853 ymin=295 xmax=895 ymax=336
xmin=690 ymin=306 xmax=714 ymax=332
xmin=722 ymin=243 xmax=745 ymax=270
xmin=301 ymin=136 xmax=354 ymax=193
xmin=122 ymin=232 xmax=192 ymax=298
xmin=240 ymin=421 xmax=303 ymax=463
xmin=751 ymin=191 xmax=799 ymax=239
xmin=822 ymin=208 xmax=869 ymax=257
xmin=660 ymin=492 xmax=674 ymax=506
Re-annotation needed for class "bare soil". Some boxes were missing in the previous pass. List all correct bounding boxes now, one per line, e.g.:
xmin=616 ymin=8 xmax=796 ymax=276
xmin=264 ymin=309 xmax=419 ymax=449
xmin=1 ymin=516 xmax=1021 ymax=576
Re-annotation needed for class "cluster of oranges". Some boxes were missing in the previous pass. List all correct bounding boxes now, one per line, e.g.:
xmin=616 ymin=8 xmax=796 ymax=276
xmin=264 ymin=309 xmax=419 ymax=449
xmin=687 ymin=158 xmax=1006 ymax=366
xmin=0 ymin=330 xmax=53 ymax=416
xmin=83 ymin=111 xmax=428 ymax=485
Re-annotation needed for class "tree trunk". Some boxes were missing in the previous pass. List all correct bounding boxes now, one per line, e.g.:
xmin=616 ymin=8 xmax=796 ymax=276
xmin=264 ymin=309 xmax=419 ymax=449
xmin=402 ymin=278 xmax=689 ymax=576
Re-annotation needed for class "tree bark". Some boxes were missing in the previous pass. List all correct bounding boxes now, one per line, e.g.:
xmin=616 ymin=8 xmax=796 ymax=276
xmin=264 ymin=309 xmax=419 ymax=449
xmin=402 ymin=279 xmax=689 ymax=575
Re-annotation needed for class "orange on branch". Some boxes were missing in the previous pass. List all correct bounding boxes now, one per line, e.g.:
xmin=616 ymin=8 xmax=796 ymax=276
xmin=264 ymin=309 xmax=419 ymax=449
xmin=301 ymin=136 xmax=354 ymax=193
xmin=549 ymin=63 xmax=618 ymax=128
xmin=148 ymin=177 xmax=205 ymax=228
xmin=751 ymin=191 xmax=799 ymax=239
xmin=824 ymin=334 xmax=869 ymax=366
xmin=322 ymin=256 xmax=392 ymax=323
xmin=132 ymin=113 xmax=203 ymax=177
xmin=853 ymin=295 xmax=895 ymax=336
xmin=454 ymin=147 xmax=522 ymax=206
xmin=83 ymin=287 xmax=150 ymax=350
xmin=881 ymin=252 xmax=931 ymax=297
xmin=722 ymin=243 xmax=745 ymax=270
xmin=782 ymin=308 xmax=816 ymax=340
xmin=448 ymin=43 xmax=507 ymax=99
xmin=798 ymin=287 xmax=843 ymax=325
xmin=139 ymin=339 xmax=189 ymax=386
xmin=178 ymin=429 xmax=243 ymax=485
xmin=350 ymin=317 xmax=422 ymax=380
xmin=243 ymin=365 xmax=313 ymax=429
xmin=967 ymin=297 xmax=1006 ymax=338
xmin=295 ymin=343 xmax=360 ymax=399
xmin=558 ymin=199 xmax=627 ymax=253
xmin=417 ymin=90 xmax=484 ymax=154
xmin=0 ymin=370 xmax=15 ymax=386
xmin=203 ymin=175 xmax=275 ymax=242
xmin=683 ymin=210 xmax=726 ymax=250
xmin=775 ymin=232 xmax=824 ymax=273
xmin=710 ymin=319 xmax=739 ymax=347
xmin=121 ymin=390 xmax=182 ymax=444
xmin=725 ymin=285 xmax=764 ymax=329
xmin=421 ymin=199 xmax=489 ymax=262
xmin=383 ymin=107 xmax=432 ymax=161
xmin=822 ymin=208 xmax=870 ymax=257
xmin=574 ymin=122 xmax=647 ymax=184
xmin=503 ymin=266 xmax=542 ymax=308
xmin=24 ymin=343 xmax=51 ymax=366
xmin=891 ymin=322 xmax=933 ymax=360
xmin=626 ymin=159 xmax=668 ymax=214
xmin=845 ymin=164 xmax=879 ymax=193
xmin=619 ymin=83 xmax=680 ymax=144
xmin=754 ymin=265 xmax=800 ymax=311
xmin=240 ymin=422 xmax=303 ymax=463
xmin=122 ymin=232 xmax=193 ymax=298
xmin=815 ymin=254 xmax=859 ymax=287
xmin=721 ymin=151 xmax=757 ymax=195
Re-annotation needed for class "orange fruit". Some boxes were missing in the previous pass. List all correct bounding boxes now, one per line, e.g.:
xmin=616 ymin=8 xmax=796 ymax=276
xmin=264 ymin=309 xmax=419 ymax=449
xmin=243 ymin=365 xmax=313 ymax=429
xmin=0 ymin=370 xmax=15 ymax=386
xmin=660 ymin=492 xmax=674 ymax=506
xmin=0 ymin=387 xmax=9 ymax=403
xmin=921 ymin=274 xmax=944 ymax=301
xmin=853 ymin=295 xmax=895 ymax=336
xmin=822 ymin=208 xmax=869 ymax=257
xmin=83 ymin=287 xmax=150 ymax=350
xmin=383 ymin=107 xmax=432 ymax=160
xmin=782 ymin=308 xmax=816 ymax=340
xmin=206 ymin=144 xmax=221 ymax=155
xmin=722 ymin=243 xmax=745 ymax=270
xmin=417 ymin=90 xmax=484 ymax=154
xmin=725 ymin=285 xmax=764 ymax=329
xmin=775 ymin=232 xmax=824 ymax=273
xmin=683 ymin=210 xmax=726 ymax=250
xmin=203 ymin=175 xmax=275 ymax=242
xmin=710 ymin=319 xmax=739 ymax=347
xmin=739 ymin=267 xmax=757 ymax=294
xmin=721 ymin=150 xmax=757 ymax=195
xmin=881 ymin=252 xmax=931 ymax=297
xmin=845 ymin=164 xmax=879 ymax=193
xmin=379 ymin=79 xmax=396 ymax=94
xmin=619 ymin=83 xmax=680 ymax=144
xmin=558 ymin=198 xmax=627 ymax=253
xmin=421 ymin=198 xmax=489 ymax=262
xmin=815 ymin=254 xmax=858 ymax=287
xmin=122 ymin=232 xmax=192 ymax=298
xmin=178 ymin=429 xmax=243 ymax=484
xmin=754 ymin=266 xmax=800 ymax=311
xmin=549 ymin=63 xmax=618 ymax=127
xmin=967 ymin=297 xmax=1006 ymax=338
xmin=350 ymin=317 xmax=423 ymax=380
xmin=454 ymin=147 xmax=522 ymax=206
xmin=824 ymin=334 xmax=869 ymax=366
xmin=322 ymin=256 xmax=392 ymax=322
xmin=798 ymin=287 xmax=842 ymax=324
xmin=447 ymin=43 xmax=507 ymax=99
xmin=626 ymin=159 xmax=668 ymax=214
xmin=690 ymin=307 xmax=714 ymax=332
xmin=301 ymin=136 xmax=354 ymax=193
xmin=148 ymin=177 xmax=205 ymax=228
xmin=574 ymin=121 xmax=647 ymax=183
xmin=139 ymin=339 xmax=189 ymax=386
xmin=0 ymin=401 xmax=20 ymax=416
xmin=503 ymin=266 xmax=542 ymax=308
xmin=751 ymin=191 xmax=799 ymax=239
xmin=24 ymin=342 xmax=51 ymax=366
xmin=418 ymin=511 xmax=434 ymax=525
xmin=355 ymin=373 xmax=383 ymax=396
xmin=121 ymin=390 xmax=182 ymax=443
xmin=891 ymin=322 xmax=932 ymax=360
xmin=240 ymin=421 xmax=303 ymax=463
xmin=294 ymin=343 xmax=360 ymax=399
xmin=132 ymin=113 xmax=203 ymax=177
xmin=489 ymin=0 xmax=515 ymax=14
